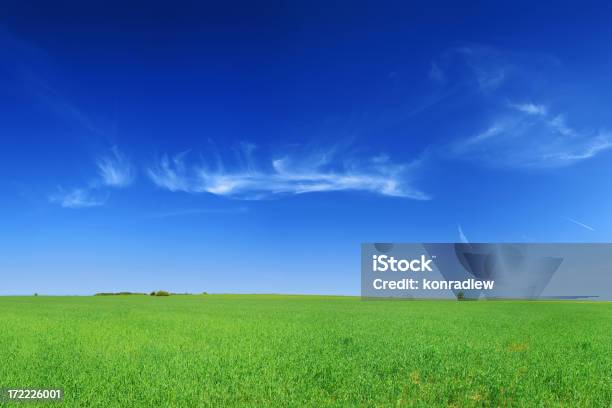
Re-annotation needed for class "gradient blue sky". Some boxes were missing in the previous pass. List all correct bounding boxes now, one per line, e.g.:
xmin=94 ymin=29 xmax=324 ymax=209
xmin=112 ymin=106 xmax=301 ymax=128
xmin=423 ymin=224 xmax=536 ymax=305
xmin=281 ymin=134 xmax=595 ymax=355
xmin=2 ymin=1 xmax=612 ymax=295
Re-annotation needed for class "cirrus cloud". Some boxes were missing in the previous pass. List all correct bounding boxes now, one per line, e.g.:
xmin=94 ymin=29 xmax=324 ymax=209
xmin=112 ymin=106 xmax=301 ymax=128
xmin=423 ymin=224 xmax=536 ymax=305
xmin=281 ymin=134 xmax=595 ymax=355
xmin=49 ymin=187 xmax=108 ymax=209
xmin=50 ymin=146 xmax=134 ymax=209
xmin=147 ymin=145 xmax=429 ymax=200
xmin=96 ymin=146 xmax=135 ymax=188
xmin=453 ymin=102 xmax=612 ymax=168
xmin=428 ymin=45 xmax=612 ymax=168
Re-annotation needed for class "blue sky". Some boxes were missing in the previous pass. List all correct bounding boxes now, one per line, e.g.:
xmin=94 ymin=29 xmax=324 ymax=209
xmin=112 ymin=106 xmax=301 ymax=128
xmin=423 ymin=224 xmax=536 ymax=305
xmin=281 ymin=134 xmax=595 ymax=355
xmin=2 ymin=1 xmax=612 ymax=295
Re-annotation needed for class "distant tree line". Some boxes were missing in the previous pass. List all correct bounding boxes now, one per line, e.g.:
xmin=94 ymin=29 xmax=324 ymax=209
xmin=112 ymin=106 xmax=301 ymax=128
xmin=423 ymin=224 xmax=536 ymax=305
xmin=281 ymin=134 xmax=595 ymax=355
xmin=94 ymin=291 xmax=209 ymax=296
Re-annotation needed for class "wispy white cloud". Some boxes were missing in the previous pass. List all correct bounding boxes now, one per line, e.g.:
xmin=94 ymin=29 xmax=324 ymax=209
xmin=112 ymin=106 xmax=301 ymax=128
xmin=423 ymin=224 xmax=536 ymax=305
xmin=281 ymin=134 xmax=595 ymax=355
xmin=50 ymin=146 xmax=134 ymax=209
xmin=429 ymin=45 xmax=612 ymax=168
xmin=147 ymin=146 xmax=429 ymax=200
xmin=97 ymin=146 xmax=135 ymax=188
xmin=147 ymin=151 xmax=193 ymax=192
xmin=49 ymin=187 xmax=108 ymax=209
xmin=453 ymin=102 xmax=612 ymax=168
xmin=475 ymin=67 xmax=505 ymax=92
xmin=0 ymin=29 xmax=109 ymax=138
xmin=563 ymin=216 xmax=595 ymax=232
xmin=442 ymin=46 xmax=511 ymax=92
xmin=461 ymin=123 xmax=505 ymax=147
xmin=510 ymin=102 xmax=547 ymax=116
xmin=547 ymin=114 xmax=578 ymax=137
xmin=428 ymin=62 xmax=446 ymax=82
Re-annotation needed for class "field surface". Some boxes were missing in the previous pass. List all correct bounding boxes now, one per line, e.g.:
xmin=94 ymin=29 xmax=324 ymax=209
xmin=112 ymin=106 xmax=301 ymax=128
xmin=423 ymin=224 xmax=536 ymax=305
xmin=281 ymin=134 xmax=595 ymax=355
xmin=0 ymin=295 xmax=610 ymax=407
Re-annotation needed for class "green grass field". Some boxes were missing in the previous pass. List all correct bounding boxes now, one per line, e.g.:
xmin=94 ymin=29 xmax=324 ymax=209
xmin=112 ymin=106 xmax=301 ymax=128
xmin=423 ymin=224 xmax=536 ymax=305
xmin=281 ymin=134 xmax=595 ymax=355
xmin=0 ymin=295 xmax=610 ymax=407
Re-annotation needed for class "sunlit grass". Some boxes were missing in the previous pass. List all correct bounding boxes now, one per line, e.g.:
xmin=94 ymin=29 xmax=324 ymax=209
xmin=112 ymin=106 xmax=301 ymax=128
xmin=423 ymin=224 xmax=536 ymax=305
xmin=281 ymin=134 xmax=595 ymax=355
xmin=0 ymin=295 xmax=609 ymax=407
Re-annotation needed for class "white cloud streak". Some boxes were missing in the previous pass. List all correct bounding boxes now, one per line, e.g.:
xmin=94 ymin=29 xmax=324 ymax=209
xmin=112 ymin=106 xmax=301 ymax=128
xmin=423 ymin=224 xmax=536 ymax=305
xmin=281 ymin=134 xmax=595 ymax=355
xmin=431 ymin=46 xmax=612 ymax=168
xmin=454 ymin=102 xmax=612 ymax=168
xmin=510 ymin=102 xmax=547 ymax=116
xmin=97 ymin=146 xmax=135 ymax=188
xmin=563 ymin=216 xmax=595 ymax=232
xmin=49 ymin=188 xmax=108 ymax=209
xmin=50 ymin=146 xmax=134 ymax=209
xmin=147 ymin=147 xmax=429 ymax=200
